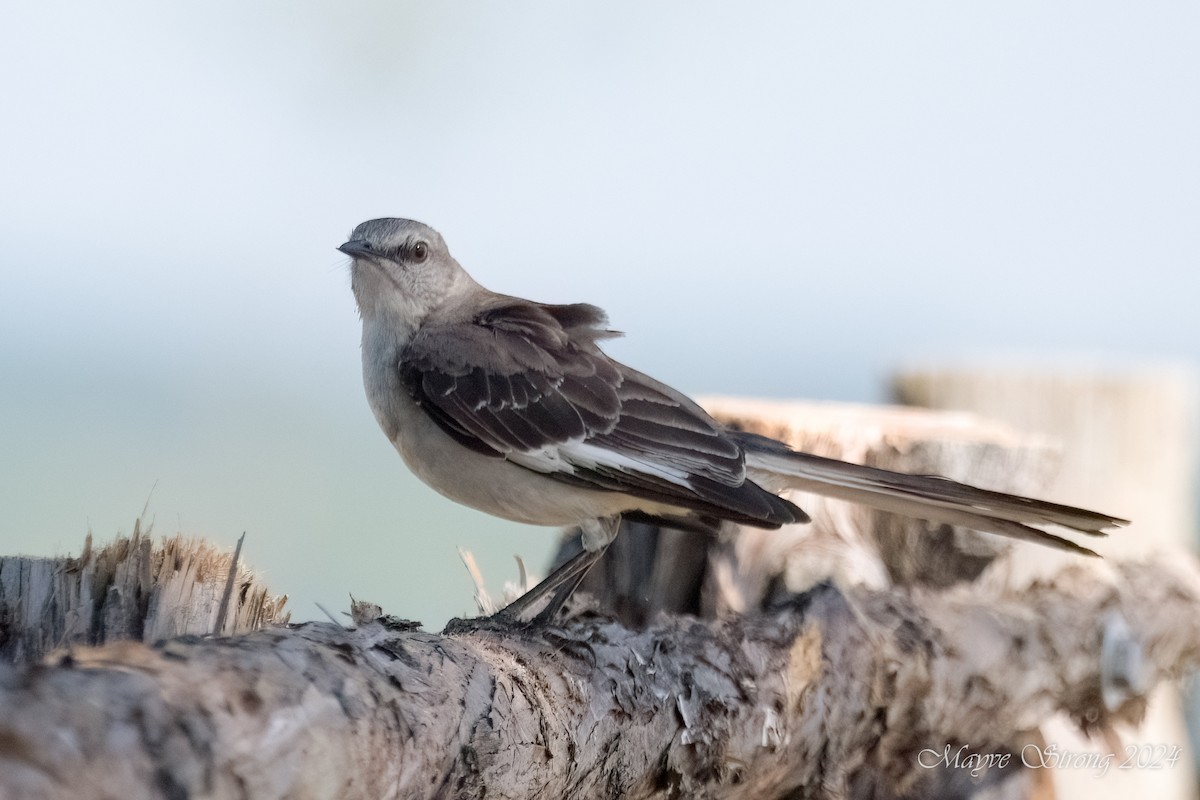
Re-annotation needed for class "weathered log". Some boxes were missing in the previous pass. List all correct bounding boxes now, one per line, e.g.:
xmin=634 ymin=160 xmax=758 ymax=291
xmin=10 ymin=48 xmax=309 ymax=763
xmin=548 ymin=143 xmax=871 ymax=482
xmin=1 ymin=557 xmax=1197 ymax=800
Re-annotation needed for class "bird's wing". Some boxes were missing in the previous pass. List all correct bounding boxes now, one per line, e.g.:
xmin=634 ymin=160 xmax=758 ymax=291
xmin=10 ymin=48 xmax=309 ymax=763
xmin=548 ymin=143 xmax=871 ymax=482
xmin=399 ymin=301 xmax=803 ymax=526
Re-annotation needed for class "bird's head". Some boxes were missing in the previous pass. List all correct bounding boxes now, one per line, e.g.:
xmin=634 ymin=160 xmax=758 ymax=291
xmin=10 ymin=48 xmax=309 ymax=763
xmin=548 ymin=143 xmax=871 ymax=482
xmin=340 ymin=218 xmax=472 ymax=329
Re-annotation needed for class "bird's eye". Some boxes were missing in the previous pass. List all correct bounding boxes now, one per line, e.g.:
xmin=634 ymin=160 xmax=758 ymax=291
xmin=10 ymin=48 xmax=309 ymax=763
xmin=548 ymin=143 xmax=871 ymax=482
xmin=411 ymin=241 xmax=429 ymax=263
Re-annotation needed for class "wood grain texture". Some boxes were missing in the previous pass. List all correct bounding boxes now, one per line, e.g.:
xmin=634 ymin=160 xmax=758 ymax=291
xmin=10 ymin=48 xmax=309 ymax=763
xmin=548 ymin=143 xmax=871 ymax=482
xmin=1 ymin=558 xmax=1197 ymax=800
xmin=0 ymin=520 xmax=288 ymax=665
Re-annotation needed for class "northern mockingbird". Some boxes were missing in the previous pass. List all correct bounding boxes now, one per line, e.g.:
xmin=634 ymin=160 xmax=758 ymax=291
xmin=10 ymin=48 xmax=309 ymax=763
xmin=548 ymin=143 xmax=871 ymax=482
xmin=340 ymin=218 xmax=1125 ymax=621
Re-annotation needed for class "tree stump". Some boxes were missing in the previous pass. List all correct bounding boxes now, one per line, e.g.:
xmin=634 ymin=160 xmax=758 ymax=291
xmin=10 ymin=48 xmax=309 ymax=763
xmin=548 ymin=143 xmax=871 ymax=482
xmin=0 ymin=519 xmax=289 ymax=666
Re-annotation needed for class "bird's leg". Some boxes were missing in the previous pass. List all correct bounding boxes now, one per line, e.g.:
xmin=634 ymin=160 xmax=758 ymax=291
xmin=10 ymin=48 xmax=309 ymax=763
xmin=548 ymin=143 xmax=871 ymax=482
xmin=496 ymin=547 xmax=601 ymax=622
xmin=497 ymin=515 xmax=621 ymax=624
xmin=532 ymin=515 xmax=621 ymax=623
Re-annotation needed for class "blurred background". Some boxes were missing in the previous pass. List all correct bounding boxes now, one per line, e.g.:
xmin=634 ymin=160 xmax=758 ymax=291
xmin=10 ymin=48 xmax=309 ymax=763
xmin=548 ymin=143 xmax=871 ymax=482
xmin=1 ymin=2 xmax=1197 ymax=627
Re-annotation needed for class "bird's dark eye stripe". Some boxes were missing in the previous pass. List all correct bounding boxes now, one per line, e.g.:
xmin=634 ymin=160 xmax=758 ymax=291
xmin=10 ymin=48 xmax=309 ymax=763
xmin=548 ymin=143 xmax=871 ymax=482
xmin=375 ymin=240 xmax=429 ymax=262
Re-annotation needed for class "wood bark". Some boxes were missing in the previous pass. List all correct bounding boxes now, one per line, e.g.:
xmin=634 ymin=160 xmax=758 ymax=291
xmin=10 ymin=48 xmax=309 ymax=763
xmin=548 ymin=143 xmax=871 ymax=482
xmin=2 ymin=557 xmax=1198 ymax=800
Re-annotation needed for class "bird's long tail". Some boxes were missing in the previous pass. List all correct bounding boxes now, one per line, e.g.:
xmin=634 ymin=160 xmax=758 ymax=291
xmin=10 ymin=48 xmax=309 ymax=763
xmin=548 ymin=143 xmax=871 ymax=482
xmin=735 ymin=432 xmax=1128 ymax=556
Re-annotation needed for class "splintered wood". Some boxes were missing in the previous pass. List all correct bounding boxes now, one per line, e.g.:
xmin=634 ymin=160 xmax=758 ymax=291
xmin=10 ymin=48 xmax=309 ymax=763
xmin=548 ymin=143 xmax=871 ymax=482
xmin=0 ymin=519 xmax=288 ymax=665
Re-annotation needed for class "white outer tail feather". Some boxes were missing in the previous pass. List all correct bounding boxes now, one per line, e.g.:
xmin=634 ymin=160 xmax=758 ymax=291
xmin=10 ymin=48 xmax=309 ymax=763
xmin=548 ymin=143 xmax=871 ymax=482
xmin=744 ymin=449 xmax=1128 ymax=557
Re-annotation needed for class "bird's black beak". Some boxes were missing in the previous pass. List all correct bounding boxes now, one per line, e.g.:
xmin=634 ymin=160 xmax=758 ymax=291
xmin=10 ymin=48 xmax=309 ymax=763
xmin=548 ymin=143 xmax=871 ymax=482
xmin=337 ymin=239 xmax=375 ymax=258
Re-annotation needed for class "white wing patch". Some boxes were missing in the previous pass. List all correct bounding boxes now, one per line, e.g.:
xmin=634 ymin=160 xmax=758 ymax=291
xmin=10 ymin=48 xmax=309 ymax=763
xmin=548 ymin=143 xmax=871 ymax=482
xmin=508 ymin=440 xmax=693 ymax=490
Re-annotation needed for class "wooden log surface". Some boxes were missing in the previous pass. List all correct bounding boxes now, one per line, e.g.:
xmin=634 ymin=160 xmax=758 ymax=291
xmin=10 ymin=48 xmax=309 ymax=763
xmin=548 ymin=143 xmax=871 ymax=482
xmin=1 ymin=557 xmax=1198 ymax=800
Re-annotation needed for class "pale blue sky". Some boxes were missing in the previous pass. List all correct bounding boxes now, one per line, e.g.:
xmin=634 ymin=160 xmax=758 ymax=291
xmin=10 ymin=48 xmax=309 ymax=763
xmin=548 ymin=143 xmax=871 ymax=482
xmin=1 ymin=2 xmax=1197 ymax=625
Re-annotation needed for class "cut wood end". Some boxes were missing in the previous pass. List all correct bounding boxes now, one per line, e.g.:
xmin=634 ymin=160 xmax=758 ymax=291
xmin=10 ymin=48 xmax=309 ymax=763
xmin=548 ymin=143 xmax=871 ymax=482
xmin=0 ymin=527 xmax=289 ymax=666
xmin=699 ymin=395 xmax=1056 ymax=450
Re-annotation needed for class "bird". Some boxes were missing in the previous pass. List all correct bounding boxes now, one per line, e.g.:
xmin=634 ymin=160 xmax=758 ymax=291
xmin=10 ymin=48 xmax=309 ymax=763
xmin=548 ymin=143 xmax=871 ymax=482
xmin=339 ymin=217 xmax=1126 ymax=621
